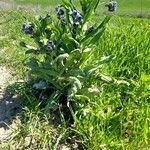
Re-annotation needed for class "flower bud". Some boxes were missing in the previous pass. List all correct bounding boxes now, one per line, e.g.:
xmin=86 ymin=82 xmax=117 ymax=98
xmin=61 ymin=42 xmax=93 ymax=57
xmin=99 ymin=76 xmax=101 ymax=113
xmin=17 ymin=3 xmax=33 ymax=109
xmin=61 ymin=18 xmax=66 ymax=26
xmin=72 ymin=23 xmax=78 ymax=35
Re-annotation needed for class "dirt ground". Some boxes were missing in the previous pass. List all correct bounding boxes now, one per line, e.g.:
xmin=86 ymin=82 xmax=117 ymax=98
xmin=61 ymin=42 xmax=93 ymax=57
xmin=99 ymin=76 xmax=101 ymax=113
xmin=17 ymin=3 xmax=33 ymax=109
xmin=0 ymin=66 xmax=22 ymax=143
xmin=0 ymin=1 xmax=15 ymax=9
xmin=0 ymin=1 xmax=48 ymax=11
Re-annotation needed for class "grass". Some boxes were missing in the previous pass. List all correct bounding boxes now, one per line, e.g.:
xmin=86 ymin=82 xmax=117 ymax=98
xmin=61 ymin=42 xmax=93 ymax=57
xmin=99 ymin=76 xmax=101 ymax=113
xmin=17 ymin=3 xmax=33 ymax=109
xmin=13 ymin=0 xmax=150 ymax=17
xmin=0 ymin=3 xmax=150 ymax=150
xmin=74 ymin=16 xmax=150 ymax=149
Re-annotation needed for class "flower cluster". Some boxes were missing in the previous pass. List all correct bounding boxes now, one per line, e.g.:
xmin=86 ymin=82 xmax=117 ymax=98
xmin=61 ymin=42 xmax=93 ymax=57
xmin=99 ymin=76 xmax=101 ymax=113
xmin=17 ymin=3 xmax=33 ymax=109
xmin=105 ymin=1 xmax=117 ymax=12
xmin=22 ymin=23 xmax=34 ymax=35
xmin=55 ymin=6 xmax=65 ymax=25
xmin=55 ymin=7 xmax=83 ymax=36
xmin=72 ymin=10 xmax=83 ymax=23
xmin=21 ymin=1 xmax=112 ymax=54
xmin=55 ymin=6 xmax=64 ymax=18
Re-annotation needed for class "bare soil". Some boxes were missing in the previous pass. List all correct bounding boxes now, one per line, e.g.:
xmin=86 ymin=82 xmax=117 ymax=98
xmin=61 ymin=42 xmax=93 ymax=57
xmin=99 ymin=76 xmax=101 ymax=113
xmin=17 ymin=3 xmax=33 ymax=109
xmin=0 ymin=1 xmax=51 ymax=12
xmin=0 ymin=66 xmax=22 ymax=143
xmin=0 ymin=1 xmax=16 ymax=9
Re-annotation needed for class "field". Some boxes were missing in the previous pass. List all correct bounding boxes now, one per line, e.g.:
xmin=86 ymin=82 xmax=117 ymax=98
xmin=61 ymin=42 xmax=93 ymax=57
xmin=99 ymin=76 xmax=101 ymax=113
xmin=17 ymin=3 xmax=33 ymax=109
xmin=14 ymin=0 xmax=150 ymax=17
xmin=0 ymin=0 xmax=150 ymax=149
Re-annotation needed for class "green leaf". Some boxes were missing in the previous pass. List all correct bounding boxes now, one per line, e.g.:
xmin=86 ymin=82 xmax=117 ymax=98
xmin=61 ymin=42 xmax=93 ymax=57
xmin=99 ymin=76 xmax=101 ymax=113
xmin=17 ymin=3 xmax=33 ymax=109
xmin=83 ymin=65 xmax=102 ymax=76
xmin=89 ymin=27 xmax=105 ymax=45
xmin=67 ymin=49 xmax=81 ymax=65
xmin=33 ymin=80 xmax=48 ymax=90
xmin=100 ymin=55 xmax=115 ymax=63
xmin=141 ymin=73 xmax=150 ymax=90
xmin=83 ymin=48 xmax=92 ymax=53
xmin=62 ymin=34 xmax=80 ymax=52
xmin=79 ymin=48 xmax=93 ymax=68
xmin=69 ymin=76 xmax=82 ymax=89
xmin=81 ymin=16 xmax=111 ymax=43
xmin=83 ymin=0 xmax=100 ymax=24
xmin=114 ymin=80 xmax=130 ymax=86
xmin=74 ymin=94 xmax=90 ymax=102
xmin=62 ymin=0 xmax=72 ymax=8
xmin=20 ymin=41 xmax=26 ymax=47
xmin=35 ymin=68 xmax=59 ymax=77
xmin=54 ymin=53 xmax=69 ymax=62
xmin=25 ymin=49 xmax=38 ymax=54
xmin=27 ymin=58 xmax=39 ymax=68
xmin=99 ymin=74 xmax=114 ymax=83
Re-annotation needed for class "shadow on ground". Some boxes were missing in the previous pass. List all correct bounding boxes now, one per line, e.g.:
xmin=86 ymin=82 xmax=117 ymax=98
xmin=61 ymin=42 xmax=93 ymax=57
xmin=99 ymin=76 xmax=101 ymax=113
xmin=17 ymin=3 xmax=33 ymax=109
xmin=0 ymin=66 xmax=23 ymax=130
xmin=0 ymin=89 xmax=23 ymax=129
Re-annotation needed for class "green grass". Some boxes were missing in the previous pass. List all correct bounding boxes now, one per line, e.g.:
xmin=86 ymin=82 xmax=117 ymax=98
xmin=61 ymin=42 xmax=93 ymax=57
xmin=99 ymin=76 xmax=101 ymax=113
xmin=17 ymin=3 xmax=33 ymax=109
xmin=0 ymin=7 xmax=150 ymax=150
xmin=13 ymin=0 xmax=150 ymax=16
xmin=74 ymin=16 xmax=150 ymax=149
xmin=14 ymin=0 xmax=58 ymax=5
xmin=117 ymin=0 xmax=150 ymax=14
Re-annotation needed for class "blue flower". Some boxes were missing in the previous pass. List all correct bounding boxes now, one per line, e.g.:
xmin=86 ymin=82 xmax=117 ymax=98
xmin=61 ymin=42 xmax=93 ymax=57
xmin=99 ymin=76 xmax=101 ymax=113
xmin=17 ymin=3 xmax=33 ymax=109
xmin=105 ymin=1 xmax=117 ymax=12
xmin=72 ymin=10 xmax=78 ymax=17
xmin=47 ymin=41 xmax=54 ymax=50
xmin=72 ymin=10 xmax=83 ymax=23
xmin=22 ymin=23 xmax=34 ymax=36
xmin=22 ymin=23 xmax=28 ymax=32
xmin=76 ymin=15 xmax=83 ymax=23
xmin=55 ymin=6 xmax=64 ymax=19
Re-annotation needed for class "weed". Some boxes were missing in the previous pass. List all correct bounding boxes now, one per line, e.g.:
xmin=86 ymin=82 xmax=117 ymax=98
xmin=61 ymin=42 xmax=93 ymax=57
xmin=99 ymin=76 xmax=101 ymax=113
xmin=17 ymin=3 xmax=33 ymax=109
xmin=0 ymin=1 xmax=150 ymax=149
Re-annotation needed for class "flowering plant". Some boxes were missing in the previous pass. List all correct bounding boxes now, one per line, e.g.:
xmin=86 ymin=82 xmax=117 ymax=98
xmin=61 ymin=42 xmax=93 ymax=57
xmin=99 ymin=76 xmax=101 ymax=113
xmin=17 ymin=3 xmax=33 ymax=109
xmin=21 ymin=0 xmax=111 ymax=120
